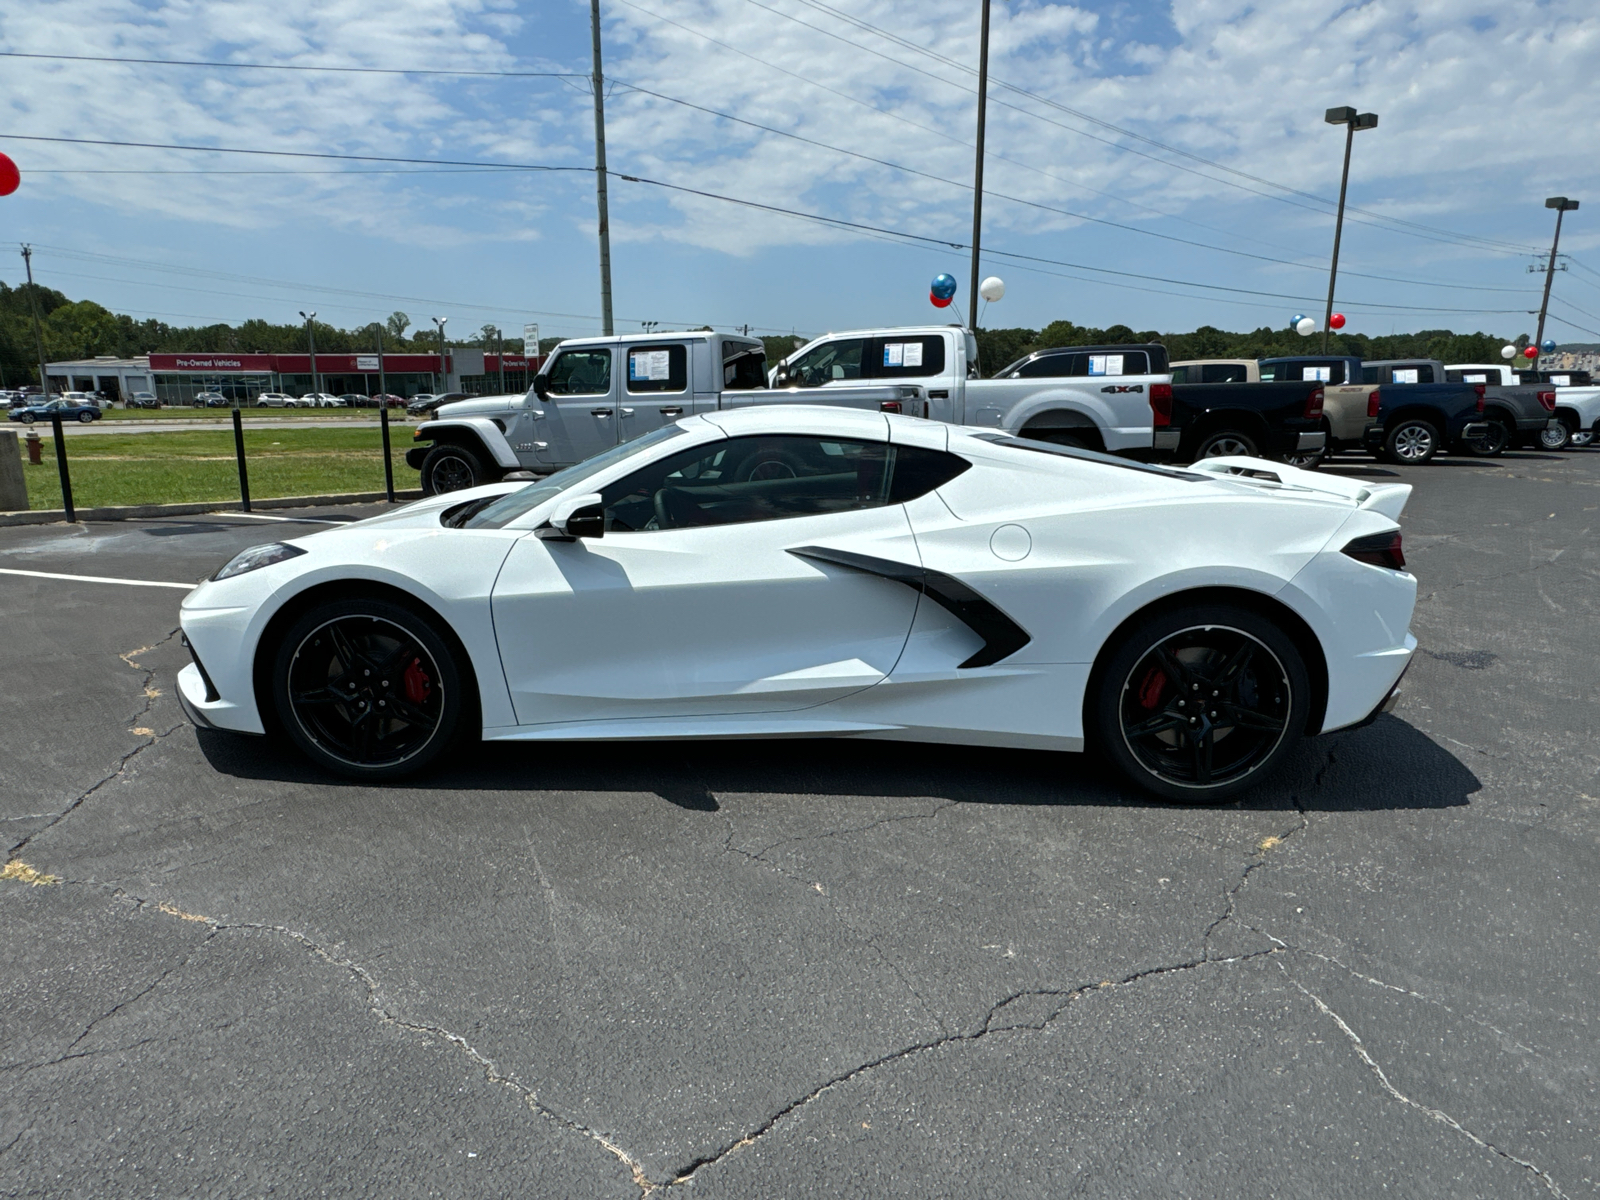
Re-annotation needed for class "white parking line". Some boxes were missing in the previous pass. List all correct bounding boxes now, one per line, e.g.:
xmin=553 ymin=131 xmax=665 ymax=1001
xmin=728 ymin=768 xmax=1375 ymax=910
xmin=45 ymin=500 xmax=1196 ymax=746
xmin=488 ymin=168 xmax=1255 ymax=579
xmin=0 ymin=568 xmax=196 ymax=590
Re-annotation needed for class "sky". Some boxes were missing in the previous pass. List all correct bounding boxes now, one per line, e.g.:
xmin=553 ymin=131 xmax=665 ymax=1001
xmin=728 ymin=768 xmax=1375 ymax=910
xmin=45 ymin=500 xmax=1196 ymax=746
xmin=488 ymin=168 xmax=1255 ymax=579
xmin=2 ymin=0 xmax=1599 ymax=346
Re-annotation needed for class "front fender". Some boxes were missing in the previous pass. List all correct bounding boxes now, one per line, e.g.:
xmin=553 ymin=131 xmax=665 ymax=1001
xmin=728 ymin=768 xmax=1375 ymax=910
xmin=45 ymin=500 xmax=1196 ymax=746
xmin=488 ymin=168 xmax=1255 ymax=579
xmin=414 ymin=417 xmax=521 ymax=469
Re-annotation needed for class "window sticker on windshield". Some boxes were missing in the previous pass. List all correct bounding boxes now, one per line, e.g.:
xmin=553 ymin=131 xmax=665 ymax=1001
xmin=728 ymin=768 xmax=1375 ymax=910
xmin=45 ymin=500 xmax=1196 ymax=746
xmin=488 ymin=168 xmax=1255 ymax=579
xmin=1392 ymin=368 xmax=1419 ymax=384
xmin=630 ymin=349 xmax=671 ymax=381
xmin=884 ymin=343 xmax=904 ymax=367
xmin=1088 ymin=354 xmax=1124 ymax=376
xmin=1306 ymin=366 xmax=1332 ymax=382
xmin=1552 ymin=375 xmax=1571 ymax=386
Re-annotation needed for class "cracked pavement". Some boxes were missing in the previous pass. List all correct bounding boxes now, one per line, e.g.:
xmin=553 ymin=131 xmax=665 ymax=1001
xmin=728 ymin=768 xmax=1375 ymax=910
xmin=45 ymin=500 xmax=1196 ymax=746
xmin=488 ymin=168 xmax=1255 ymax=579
xmin=2 ymin=451 xmax=1596 ymax=1198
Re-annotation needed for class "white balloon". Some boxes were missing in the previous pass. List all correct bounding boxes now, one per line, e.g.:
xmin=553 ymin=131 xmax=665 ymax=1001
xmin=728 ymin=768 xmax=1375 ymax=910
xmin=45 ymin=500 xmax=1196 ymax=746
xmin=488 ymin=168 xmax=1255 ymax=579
xmin=1500 ymin=344 xmax=1517 ymax=360
xmin=979 ymin=276 xmax=1006 ymax=302
xmin=1296 ymin=317 xmax=1317 ymax=336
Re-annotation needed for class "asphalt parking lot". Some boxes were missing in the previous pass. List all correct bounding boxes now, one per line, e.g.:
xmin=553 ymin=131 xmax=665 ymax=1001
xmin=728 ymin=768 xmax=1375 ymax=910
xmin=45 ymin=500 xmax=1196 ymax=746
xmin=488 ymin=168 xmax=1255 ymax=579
xmin=2 ymin=448 xmax=1596 ymax=1199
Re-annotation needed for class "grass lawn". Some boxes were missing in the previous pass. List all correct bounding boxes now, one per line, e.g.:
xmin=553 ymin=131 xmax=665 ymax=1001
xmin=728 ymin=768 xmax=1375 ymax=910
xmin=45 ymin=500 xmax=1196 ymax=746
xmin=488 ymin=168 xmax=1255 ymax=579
xmin=101 ymin=406 xmax=387 ymax=421
xmin=20 ymin=427 xmax=407 ymax=510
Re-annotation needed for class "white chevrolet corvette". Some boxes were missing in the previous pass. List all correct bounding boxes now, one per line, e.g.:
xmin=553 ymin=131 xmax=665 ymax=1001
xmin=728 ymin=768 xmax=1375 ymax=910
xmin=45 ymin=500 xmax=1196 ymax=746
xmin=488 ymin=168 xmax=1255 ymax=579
xmin=179 ymin=406 xmax=1416 ymax=801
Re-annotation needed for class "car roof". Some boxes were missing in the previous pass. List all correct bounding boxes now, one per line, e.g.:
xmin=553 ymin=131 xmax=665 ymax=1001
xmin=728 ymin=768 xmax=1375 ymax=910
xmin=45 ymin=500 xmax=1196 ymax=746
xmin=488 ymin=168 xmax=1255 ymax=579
xmin=700 ymin=404 xmax=890 ymax=440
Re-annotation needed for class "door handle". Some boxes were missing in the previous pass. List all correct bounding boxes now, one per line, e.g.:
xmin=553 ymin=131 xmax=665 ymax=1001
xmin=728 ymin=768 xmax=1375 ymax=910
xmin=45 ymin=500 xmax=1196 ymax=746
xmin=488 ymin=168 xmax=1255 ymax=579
xmin=659 ymin=406 xmax=683 ymax=416
xmin=620 ymin=407 xmax=635 ymax=416
xmin=591 ymin=408 xmax=613 ymax=417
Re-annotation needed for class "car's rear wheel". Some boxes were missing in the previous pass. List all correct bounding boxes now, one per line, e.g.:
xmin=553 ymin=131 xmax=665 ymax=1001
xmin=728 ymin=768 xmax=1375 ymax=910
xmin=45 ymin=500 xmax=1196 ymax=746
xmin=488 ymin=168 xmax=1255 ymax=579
xmin=1464 ymin=419 xmax=1510 ymax=456
xmin=1572 ymin=429 xmax=1595 ymax=448
xmin=271 ymin=597 xmax=465 ymax=780
xmin=1539 ymin=421 xmax=1573 ymax=451
xmin=77 ymin=410 xmax=95 ymax=423
xmin=1194 ymin=430 xmax=1258 ymax=460
xmin=420 ymin=444 xmax=485 ymax=495
xmin=1382 ymin=418 xmax=1439 ymax=464
xmin=1092 ymin=605 xmax=1310 ymax=803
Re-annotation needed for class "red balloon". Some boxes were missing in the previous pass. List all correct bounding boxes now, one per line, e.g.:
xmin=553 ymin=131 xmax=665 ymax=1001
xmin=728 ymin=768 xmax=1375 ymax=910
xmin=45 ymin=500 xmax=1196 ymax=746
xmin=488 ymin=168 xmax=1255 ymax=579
xmin=929 ymin=291 xmax=953 ymax=308
xmin=1328 ymin=313 xmax=1346 ymax=330
xmin=1523 ymin=345 xmax=1538 ymax=359
xmin=0 ymin=153 xmax=18 ymax=197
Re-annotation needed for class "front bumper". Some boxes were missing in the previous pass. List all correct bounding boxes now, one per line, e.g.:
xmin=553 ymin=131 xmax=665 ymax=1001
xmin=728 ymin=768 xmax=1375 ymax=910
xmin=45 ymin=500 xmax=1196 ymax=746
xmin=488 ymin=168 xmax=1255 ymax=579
xmin=405 ymin=446 xmax=428 ymax=469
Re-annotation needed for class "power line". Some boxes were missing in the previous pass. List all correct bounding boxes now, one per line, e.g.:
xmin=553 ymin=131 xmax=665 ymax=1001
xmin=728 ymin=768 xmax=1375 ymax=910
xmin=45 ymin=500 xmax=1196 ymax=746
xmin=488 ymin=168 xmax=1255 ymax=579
xmin=0 ymin=50 xmax=585 ymax=79
xmin=1544 ymin=313 xmax=1600 ymax=339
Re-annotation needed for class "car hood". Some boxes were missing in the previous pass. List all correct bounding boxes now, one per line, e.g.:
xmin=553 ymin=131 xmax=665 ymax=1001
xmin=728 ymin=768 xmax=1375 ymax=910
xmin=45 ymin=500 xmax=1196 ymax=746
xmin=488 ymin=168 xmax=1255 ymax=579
xmin=435 ymin=394 xmax=522 ymax=420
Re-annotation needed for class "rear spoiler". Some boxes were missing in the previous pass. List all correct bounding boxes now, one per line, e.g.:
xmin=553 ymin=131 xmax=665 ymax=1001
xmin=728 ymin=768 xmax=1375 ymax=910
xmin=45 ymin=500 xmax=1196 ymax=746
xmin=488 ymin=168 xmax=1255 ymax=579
xmin=1188 ymin=457 xmax=1411 ymax=520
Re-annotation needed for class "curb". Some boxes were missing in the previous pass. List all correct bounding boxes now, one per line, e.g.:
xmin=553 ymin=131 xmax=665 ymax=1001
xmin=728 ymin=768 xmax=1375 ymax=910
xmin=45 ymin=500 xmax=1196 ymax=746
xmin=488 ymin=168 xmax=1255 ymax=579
xmin=0 ymin=490 xmax=424 ymax=527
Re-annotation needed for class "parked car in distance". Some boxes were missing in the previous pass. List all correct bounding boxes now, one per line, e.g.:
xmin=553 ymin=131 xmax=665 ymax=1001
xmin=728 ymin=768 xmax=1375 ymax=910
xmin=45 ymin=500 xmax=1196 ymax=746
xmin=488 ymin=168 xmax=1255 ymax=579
xmin=1169 ymin=359 xmax=1259 ymax=384
xmin=1364 ymin=381 xmax=1490 ymax=464
xmin=338 ymin=393 xmax=369 ymax=408
xmin=193 ymin=391 xmax=230 ymax=408
xmin=255 ymin=393 xmax=297 ymax=407
xmin=1163 ymin=379 xmax=1328 ymax=465
xmin=1534 ymin=377 xmax=1600 ymax=449
xmin=1367 ymin=360 xmax=1554 ymax=455
xmin=9 ymin=396 xmax=104 ymax=424
xmin=407 ymin=392 xmax=464 ymax=419
xmin=128 ymin=391 xmax=161 ymax=409
xmin=406 ymin=394 xmax=438 ymax=416
xmin=372 ymin=393 xmax=406 ymax=410
xmin=301 ymin=393 xmax=342 ymax=408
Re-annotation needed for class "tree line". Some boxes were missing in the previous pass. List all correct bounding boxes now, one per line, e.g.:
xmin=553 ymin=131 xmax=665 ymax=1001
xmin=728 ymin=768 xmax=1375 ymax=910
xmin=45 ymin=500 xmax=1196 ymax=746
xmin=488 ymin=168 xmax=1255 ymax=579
xmin=0 ymin=278 xmax=1517 ymax=386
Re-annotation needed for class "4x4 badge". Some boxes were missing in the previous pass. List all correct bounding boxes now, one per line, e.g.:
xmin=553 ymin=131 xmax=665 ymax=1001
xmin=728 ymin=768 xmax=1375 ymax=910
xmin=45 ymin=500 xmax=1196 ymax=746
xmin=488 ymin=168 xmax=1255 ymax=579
xmin=1101 ymin=384 xmax=1145 ymax=394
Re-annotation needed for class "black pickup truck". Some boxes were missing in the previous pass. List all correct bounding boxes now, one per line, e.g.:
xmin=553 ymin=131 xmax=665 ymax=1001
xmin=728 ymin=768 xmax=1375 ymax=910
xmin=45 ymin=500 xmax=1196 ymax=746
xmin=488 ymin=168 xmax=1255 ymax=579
xmin=1160 ymin=379 xmax=1328 ymax=465
xmin=1363 ymin=381 xmax=1491 ymax=464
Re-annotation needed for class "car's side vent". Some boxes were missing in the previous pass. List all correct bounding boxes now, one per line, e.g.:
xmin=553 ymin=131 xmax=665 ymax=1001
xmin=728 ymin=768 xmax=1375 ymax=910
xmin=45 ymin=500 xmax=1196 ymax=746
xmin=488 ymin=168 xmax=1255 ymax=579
xmin=181 ymin=633 xmax=221 ymax=702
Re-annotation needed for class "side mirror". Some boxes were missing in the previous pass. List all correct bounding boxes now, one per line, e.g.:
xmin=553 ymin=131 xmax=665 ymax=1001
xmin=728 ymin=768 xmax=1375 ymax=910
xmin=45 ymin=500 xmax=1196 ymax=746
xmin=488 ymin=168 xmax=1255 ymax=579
xmin=533 ymin=373 xmax=551 ymax=400
xmin=536 ymin=492 xmax=604 ymax=541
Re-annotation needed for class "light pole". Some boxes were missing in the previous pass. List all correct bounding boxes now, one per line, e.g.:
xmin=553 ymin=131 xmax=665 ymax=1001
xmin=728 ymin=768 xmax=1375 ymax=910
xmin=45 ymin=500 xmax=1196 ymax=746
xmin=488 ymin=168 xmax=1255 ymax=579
xmin=590 ymin=0 xmax=614 ymax=336
xmin=432 ymin=316 xmax=449 ymax=392
xmin=20 ymin=246 xmax=51 ymax=398
xmin=1535 ymin=197 xmax=1580 ymax=358
xmin=299 ymin=310 xmax=319 ymax=397
xmin=1321 ymin=106 xmax=1378 ymax=352
xmin=967 ymin=0 xmax=992 ymax=332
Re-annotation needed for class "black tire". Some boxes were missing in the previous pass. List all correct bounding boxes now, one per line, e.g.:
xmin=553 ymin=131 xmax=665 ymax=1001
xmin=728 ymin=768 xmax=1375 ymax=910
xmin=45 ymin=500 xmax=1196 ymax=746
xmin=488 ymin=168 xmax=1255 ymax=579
xmin=1571 ymin=429 xmax=1595 ymax=448
xmin=1538 ymin=421 xmax=1572 ymax=451
xmin=77 ymin=410 xmax=95 ymax=423
xmin=1283 ymin=447 xmax=1325 ymax=469
xmin=21 ymin=413 xmax=33 ymax=424
xmin=1463 ymin=419 xmax=1510 ymax=457
xmin=271 ymin=596 xmax=466 ymax=780
xmin=1194 ymin=430 xmax=1259 ymax=460
xmin=420 ymin=443 xmax=485 ymax=496
xmin=1382 ymin=418 xmax=1439 ymax=465
xmin=1092 ymin=604 xmax=1311 ymax=803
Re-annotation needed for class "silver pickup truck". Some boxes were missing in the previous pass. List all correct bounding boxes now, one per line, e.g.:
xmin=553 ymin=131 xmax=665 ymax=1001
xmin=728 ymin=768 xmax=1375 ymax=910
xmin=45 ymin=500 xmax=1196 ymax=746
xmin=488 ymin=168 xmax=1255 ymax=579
xmin=408 ymin=326 xmax=1175 ymax=493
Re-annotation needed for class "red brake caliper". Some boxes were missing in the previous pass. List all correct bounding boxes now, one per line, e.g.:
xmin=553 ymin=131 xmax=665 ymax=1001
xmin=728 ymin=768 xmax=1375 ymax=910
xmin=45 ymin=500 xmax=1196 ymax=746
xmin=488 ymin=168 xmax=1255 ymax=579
xmin=1136 ymin=666 xmax=1167 ymax=710
xmin=403 ymin=657 xmax=432 ymax=704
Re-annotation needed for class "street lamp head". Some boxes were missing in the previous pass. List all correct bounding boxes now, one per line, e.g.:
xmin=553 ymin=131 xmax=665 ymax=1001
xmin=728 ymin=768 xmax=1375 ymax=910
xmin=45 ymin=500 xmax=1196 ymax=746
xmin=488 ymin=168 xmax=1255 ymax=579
xmin=299 ymin=310 xmax=315 ymax=322
xmin=1353 ymin=112 xmax=1378 ymax=130
xmin=432 ymin=316 xmax=448 ymax=328
xmin=1325 ymin=106 xmax=1357 ymax=125
xmin=1546 ymin=197 xmax=1579 ymax=211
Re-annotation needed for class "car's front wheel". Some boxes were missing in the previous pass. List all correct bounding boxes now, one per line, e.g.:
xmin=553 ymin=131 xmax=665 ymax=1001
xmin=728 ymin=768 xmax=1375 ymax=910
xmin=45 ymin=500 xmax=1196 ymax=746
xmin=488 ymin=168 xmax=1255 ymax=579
xmin=1464 ymin=419 xmax=1511 ymax=456
xmin=420 ymin=443 xmax=485 ymax=495
xmin=271 ymin=596 xmax=466 ymax=779
xmin=1382 ymin=418 xmax=1439 ymax=464
xmin=77 ymin=410 xmax=95 ymax=423
xmin=1092 ymin=605 xmax=1310 ymax=803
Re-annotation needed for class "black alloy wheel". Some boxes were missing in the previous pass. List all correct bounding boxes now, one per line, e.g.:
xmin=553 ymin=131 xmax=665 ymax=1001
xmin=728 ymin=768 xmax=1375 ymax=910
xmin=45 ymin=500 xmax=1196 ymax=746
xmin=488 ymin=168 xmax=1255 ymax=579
xmin=271 ymin=597 xmax=465 ymax=779
xmin=1194 ymin=430 xmax=1258 ymax=460
xmin=1382 ymin=418 xmax=1440 ymax=465
xmin=1538 ymin=421 xmax=1572 ymax=451
xmin=420 ymin=444 xmax=485 ymax=496
xmin=1464 ymin=419 xmax=1510 ymax=456
xmin=1093 ymin=606 xmax=1310 ymax=803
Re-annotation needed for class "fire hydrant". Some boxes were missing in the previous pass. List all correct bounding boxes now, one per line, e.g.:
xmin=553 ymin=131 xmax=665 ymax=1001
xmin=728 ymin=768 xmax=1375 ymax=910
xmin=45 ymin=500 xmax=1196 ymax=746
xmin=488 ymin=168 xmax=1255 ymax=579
xmin=25 ymin=429 xmax=42 ymax=465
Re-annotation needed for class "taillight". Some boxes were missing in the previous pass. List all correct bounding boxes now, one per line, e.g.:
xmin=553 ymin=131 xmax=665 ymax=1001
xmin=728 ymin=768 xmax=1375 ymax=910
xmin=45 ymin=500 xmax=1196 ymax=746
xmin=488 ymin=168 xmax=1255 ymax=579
xmin=1538 ymin=390 xmax=1556 ymax=411
xmin=880 ymin=400 xmax=902 ymax=413
xmin=1342 ymin=530 xmax=1405 ymax=571
xmin=1367 ymin=389 xmax=1381 ymax=419
xmin=1304 ymin=387 xmax=1325 ymax=420
xmin=1475 ymin=384 xmax=1486 ymax=413
xmin=1149 ymin=382 xmax=1173 ymax=427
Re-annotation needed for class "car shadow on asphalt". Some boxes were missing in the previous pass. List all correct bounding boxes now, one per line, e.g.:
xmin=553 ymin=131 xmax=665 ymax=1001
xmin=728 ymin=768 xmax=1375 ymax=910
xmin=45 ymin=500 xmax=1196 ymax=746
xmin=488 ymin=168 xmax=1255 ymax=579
xmin=193 ymin=713 xmax=1476 ymax=815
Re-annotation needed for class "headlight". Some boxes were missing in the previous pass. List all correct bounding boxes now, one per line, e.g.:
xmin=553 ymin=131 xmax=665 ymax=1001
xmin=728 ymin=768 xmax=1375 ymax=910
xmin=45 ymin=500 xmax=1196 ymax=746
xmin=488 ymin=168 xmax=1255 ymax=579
xmin=211 ymin=542 xmax=307 ymax=581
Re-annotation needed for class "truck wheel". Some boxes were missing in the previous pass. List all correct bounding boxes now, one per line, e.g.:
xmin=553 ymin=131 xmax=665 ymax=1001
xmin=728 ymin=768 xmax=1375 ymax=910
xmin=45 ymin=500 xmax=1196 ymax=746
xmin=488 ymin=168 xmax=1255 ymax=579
xmin=1194 ymin=430 xmax=1258 ymax=460
xmin=1571 ymin=429 xmax=1595 ymax=448
xmin=420 ymin=444 xmax=485 ymax=495
xmin=1383 ymin=419 xmax=1439 ymax=465
xmin=1464 ymin=420 xmax=1510 ymax=456
xmin=1538 ymin=422 xmax=1572 ymax=451
xmin=1283 ymin=447 xmax=1325 ymax=469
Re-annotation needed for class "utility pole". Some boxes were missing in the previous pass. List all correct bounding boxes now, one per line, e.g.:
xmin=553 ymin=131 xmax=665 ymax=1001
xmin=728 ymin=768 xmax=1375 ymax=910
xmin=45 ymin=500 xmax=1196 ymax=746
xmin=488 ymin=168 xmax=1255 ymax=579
xmin=432 ymin=316 xmax=449 ymax=391
xmin=590 ymin=0 xmax=614 ymax=337
xmin=20 ymin=245 xmax=52 ymax=397
xmin=967 ymin=0 xmax=992 ymax=332
xmin=496 ymin=327 xmax=507 ymax=393
xmin=1321 ymin=107 xmax=1377 ymax=352
xmin=1535 ymin=197 xmax=1580 ymax=356
xmin=299 ymin=311 xmax=319 ymax=396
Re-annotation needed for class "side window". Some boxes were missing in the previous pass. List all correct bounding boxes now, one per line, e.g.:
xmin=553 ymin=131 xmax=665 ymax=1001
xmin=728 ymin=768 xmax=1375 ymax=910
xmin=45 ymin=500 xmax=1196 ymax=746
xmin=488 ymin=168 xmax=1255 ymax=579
xmin=1360 ymin=366 xmax=1380 ymax=385
xmin=723 ymin=348 xmax=768 ymax=390
xmin=888 ymin=446 xmax=971 ymax=502
xmin=625 ymin=344 xmax=688 ymax=393
xmin=1014 ymin=353 xmax=1082 ymax=378
xmin=1170 ymin=366 xmax=1190 ymax=384
xmin=782 ymin=339 xmax=867 ymax=387
xmin=1201 ymin=363 xmax=1248 ymax=383
xmin=1087 ymin=351 xmax=1148 ymax=376
xmin=547 ymin=350 xmax=612 ymax=396
xmin=871 ymin=336 xmax=947 ymax=378
xmin=600 ymin=435 xmax=890 ymax=531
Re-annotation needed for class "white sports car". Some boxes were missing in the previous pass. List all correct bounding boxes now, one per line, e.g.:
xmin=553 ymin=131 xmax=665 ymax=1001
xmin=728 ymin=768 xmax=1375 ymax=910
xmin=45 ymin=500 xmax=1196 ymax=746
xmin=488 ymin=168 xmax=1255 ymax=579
xmin=178 ymin=406 xmax=1417 ymax=801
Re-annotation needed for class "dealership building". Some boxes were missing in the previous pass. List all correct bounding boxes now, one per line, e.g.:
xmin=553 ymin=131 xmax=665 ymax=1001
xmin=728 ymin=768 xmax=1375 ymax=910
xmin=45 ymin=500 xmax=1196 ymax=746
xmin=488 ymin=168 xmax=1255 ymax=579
xmin=43 ymin=349 xmax=541 ymax=404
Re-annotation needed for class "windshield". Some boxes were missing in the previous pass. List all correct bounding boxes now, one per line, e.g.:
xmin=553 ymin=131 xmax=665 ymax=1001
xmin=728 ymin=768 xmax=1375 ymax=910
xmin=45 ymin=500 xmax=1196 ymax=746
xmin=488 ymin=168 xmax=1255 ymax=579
xmin=464 ymin=425 xmax=693 ymax=529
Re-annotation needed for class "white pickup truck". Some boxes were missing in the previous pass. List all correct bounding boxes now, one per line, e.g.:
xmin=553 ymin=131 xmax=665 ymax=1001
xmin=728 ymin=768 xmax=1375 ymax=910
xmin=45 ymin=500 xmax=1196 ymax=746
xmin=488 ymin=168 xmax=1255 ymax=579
xmin=408 ymin=326 xmax=1175 ymax=493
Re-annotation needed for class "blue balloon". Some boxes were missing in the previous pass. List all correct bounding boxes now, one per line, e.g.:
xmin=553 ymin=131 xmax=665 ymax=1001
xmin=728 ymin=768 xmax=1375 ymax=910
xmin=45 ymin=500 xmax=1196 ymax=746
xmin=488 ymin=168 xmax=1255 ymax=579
xmin=931 ymin=273 xmax=958 ymax=300
xmin=1541 ymin=338 xmax=1556 ymax=353
xmin=1290 ymin=313 xmax=1306 ymax=327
